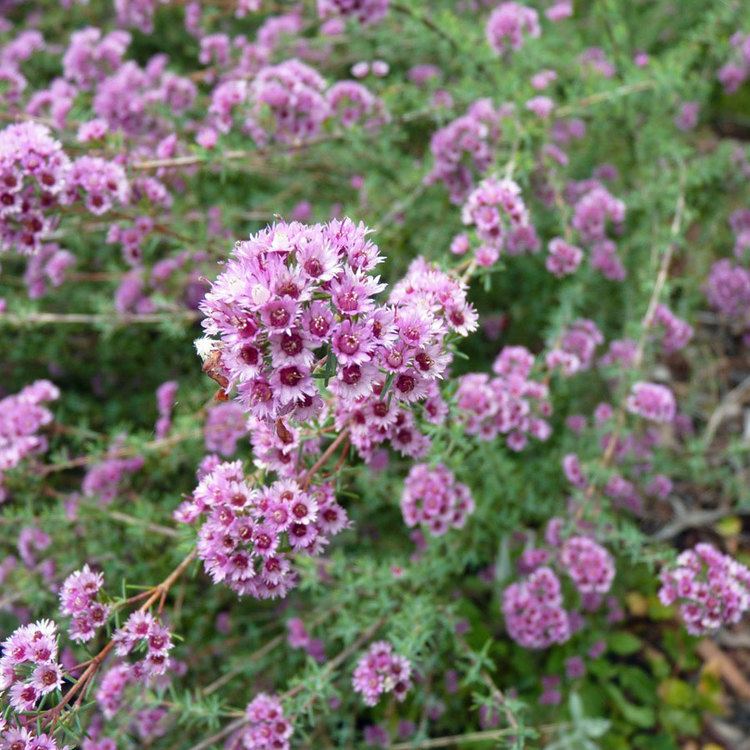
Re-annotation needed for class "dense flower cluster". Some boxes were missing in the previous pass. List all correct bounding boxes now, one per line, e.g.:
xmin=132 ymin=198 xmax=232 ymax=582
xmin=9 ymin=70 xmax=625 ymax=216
xmin=400 ymin=463 xmax=474 ymax=536
xmin=352 ymin=641 xmax=412 ymax=706
xmin=461 ymin=176 xmax=539 ymax=264
xmin=625 ymin=382 xmax=676 ymax=423
xmin=241 ymin=693 xmax=293 ymax=750
xmin=176 ymin=461 xmax=348 ymax=598
xmin=485 ymin=3 xmax=541 ymax=56
xmin=659 ymin=543 xmax=750 ymax=635
xmin=704 ymin=259 xmax=750 ymax=321
xmin=59 ymin=564 xmax=110 ymax=642
xmin=559 ymin=536 xmax=616 ymax=595
xmin=0 ymin=620 xmax=64 ymax=712
xmin=317 ymin=0 xmax=389 ymax=26
xmin=336 ymin=257 xmax=475 ymax=461
xmin=82 ymin=453 xmax=145 ymax=504
xmin=0 ymin=123 xmax=70 ymax=254
xmin=546 ymin=237 xmax=583 ymax=277
xmin=547 ymin=318 xmax=604 ymax=375
xmin=455 ymin=346 xmax=551 ymax=451
xmin=502 ymin=567 xmax=570 ymax=649
xmin=61 ymin=155 xmax=130 ymax=216
xmin=0 ymin=380 xmax=59 ymax=503
xmin=23 ymin=242 xmax=75 ymax=298
xmin=426 ymin=99 xmax=506 ymax=203
xmin=199 ymin=221 xmax=471 ymax=444
xmin=113 ymin=611 xmax=173 ymax=677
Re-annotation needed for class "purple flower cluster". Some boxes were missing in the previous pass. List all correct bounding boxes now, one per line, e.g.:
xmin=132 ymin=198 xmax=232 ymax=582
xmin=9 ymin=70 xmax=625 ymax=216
xmin=23 ymin=242 xmax=75 ymax=299
xmin=455 ymin=346 xmax=551 ymax=451
xmin=653 ymin=304 xmax=693 ymax=354
xmin=547 ymin=318 xmax=603 ymax=376
xmin=0 ymin=380 xmax=59 ymax=503
xmin=242 ymin=693 xmax=293 ymax=750
xmin=659 ymin=543 xmax=750 ymax=635
xmin=59 ymin=564 xmax=110 ymax=642
xmin=546 ymin=237 xmax=583 ymax=277
xmin=0 ymin=727 xmax=65 ymax=750
xmin=61 ymin=155 xmax=130 ymax=216
xmin=426 ymin=99 xmax=506 ymax=203
xmin=155 ymin=380 xmax=178 ymax=439
xmin=113 ymin=611 xmax=173 ymax=677
xmin=286 ymin=617 xmax=325 ymax=661
xmin=317 ymin=0 xmax=389 ymax=26
xmin=571 ymin=185 xmax=625 ymax=244
xmin=717 ymin=32 xmax=750 ymax=94
xmin=175 ymin=461 xmax=349 ymax=598
xmin=485 ymin=3 xmax=541 ymax=56
xmin=502 ymin=567 xmax=570 ymax=649
xmin=461 ymin=177 xmax=539 ymax=264
xmin=625 ymin=382 xmax=676 ymax=423
xmin=334 ymin=257 xmax=474 ymax=461
xmin=0 ymin=123 xmax=70 ymax=254
xmin=200 ymin=221 xmax=469 ymax=442
xmin=63 ymin=28 xmax=131 ymax=89
xmin=704 ymin=259 xmax=750 ymax=321
xmin=559 ymin=536 xmax=615 ymax=595
xmin=82 ymin=453 xmax=145 ymax=505
xmin=0 ymin=620 xmax=64 ymax=712
xmin=204 ymin=402 xmax=248 ymax=456
xmin=400 ymin=463 xmax=475 ymax=536
xmin=352 ymin=641 xmax=412 ymax=706
xmin=210 ymin=59 xmax=385 ymax=146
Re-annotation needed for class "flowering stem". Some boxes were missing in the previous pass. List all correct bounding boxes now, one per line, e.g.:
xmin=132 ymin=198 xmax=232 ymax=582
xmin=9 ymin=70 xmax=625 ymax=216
xmin=575 ymin=165 xmax=687 ymax=522
xmin=300 ymin=428 xmax=350 ymax=489
xmin=43 ymin=550 xmax=198 ymax=731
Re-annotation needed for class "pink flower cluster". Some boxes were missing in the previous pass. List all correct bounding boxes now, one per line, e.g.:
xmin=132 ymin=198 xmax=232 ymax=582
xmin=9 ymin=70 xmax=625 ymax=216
xmin=155 ymin=380 xmax=178 ymax=439
xmin=61 ymin=155 xmax=130 ymax=216
xmin=717 ymin=32 xmax=750 ymax=94
xmin=176 ymin=461 xmax=349 ymax=598
xmin=113 ymin=611 xmax=173 ymax=677
xmin=352 ymin=641 xmax=412 ymax=706
xmin=625 ymin=382 xmax=676 ymax=423
xmin=0 ymin=727 xmax=65 ymax=750
xmin=204 ymin=402 xmax=248 ymax=456
xmin=546 ymin=318 xmax=603 ymax=375
xmin=400 ymin=463 xmax=475 ymax=536
xmin=210 ymin=59 xmax=385 ymax=146
xmin=502 ymin=567 xmax=570 ymax=649
xmin=653 ymin=304 xmax=693 ymax=354
xmin=461 ymin=177 xmax=539 ymax=265
xmin=23 ymin=242 xmax=75 ymax=299
xmin=659 ymin=543 xmax=750 ymax=635
xmin=485 ymin=3 xmax=541 ymax=56
xmin=286 ymin=617 xmax=325 ymax=661
xmin=0 ymin=123 xmax=69 ymax=254
xmin=336 ymin=257 xmax=475 ymax=462
xmin=200 ymin=221 xmax=470 ymax=439
xmin=704 ymin=259 xmax=750 ymax=321
xmin=0 ymin=620 xmax=64 ymax=712
xmin=0 ymin=380 xmax=59 ymax=503
xmin=546 ymin=237 xmax=583 ymax=277
xmin=504 ymin=527 xmax=616 ymax=649
xmin=241 ymin=693 xmax=293 ymax=750
xmin=560 ymin=536 xmax=615 ymax=595
xmin=455 ymin=346 xmax=551 ymax=451
xmin=59 ymin=564 xmax=110 ymax=642
xmin=317 ymin=0 xmax=389 ymax=26
xmin=426 ymin=99 xmax=506 ymax=203
xmin=571 ymin=185 xmax=625 ymax=244
xmin=82 ymin=453 xmax=145 ymax=504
